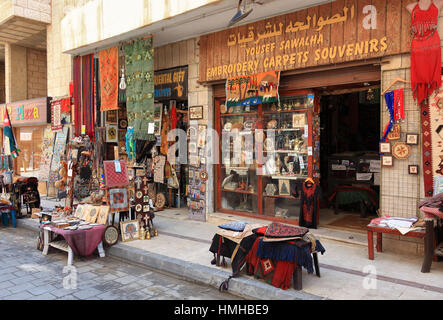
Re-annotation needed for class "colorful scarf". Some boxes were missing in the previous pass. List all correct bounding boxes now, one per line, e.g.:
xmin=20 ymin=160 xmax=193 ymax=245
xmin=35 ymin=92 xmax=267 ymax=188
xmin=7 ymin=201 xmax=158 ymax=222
xmin=124 ymin=37 xmax=155 ymax=141
xmin=99 ymin=46 xmax=119 ymax=111
xmin=82 ymin=54 xmax=95 ymax=140
xmin=73 ymin=56 xmax=82 ymax=137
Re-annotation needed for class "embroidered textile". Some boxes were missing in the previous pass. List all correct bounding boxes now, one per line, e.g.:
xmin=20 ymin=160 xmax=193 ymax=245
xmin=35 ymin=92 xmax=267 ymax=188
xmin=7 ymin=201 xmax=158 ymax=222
xmin=218 ymin=221 xmax=250 ymax=232
xmin=73 ymin=56 xmax=82 ymax=136
xmin=265 ymin=222 xmax=308 ymax=238
xmin=421 ymin=101 xmax=434 ymax=196
xmin=429 ymin=79 xmax=443 ymax=193
xmin=123 ymin=37 xmax=155 ymax=141
xmin=81 ymin=54 xmax=95 ymax=140
xmin=299 ymin=180 xmax=321 ymax=229
xmin=99 ymin=46 xmax=119 ymax=111
xmin=410 ymin=3 xmax=442 ymax=104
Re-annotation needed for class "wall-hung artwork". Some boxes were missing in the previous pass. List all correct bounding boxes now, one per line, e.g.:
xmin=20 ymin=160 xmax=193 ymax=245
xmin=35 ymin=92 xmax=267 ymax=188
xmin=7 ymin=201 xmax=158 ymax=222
xmin=96 ymin=206 xmax=110 ymax=225
xmin=187 ymin=126 xmax=197 ymax=140
xmin=81 ymin=205 xmax=93 ymax=221
xmin=278 ymin=179 xmax=290 ymax=196
xmin=387 ymin=124 xmax=401 ymax=140
xmin=120 ymin=220 xmax=140 ymax=242
xmin=108 ymin=188 xmax=129 ymax=212
xmin=406 ymin=134 xmax=419 ymax=145
xmin=106 ymin=110 xmax=118 ymax=124
xmin=189 ymin=142 xmax=197 ymax=154
xmin=408 ymin=165 xmax=419 ymax=175
xmin=392 ymin=142 xmax=411 ymax=160
xmin=379 ymin=142 xmax=391 ymax=154
xmin=197 ymin=125 xmax=207 ymax=148
xmin=381 ymin=155 xmax=393 ymax=167
xmin=106 ymin=125 xmax=118 ymax=143
xmin=189 ymin=106 xmax=203 ymax=120
xmin=292 ymin=114 xmax=306 ymax=128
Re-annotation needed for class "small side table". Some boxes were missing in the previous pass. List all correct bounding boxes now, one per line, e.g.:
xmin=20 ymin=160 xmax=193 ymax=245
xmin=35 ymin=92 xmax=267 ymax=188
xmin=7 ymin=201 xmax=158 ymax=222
xmin=0 ymin=207 xmax=16 ymax=228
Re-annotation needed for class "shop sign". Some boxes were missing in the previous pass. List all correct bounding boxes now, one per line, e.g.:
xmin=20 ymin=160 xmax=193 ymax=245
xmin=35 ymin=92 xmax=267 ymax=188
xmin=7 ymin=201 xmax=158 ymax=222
xmin=199 ymin=0 xmax=410 ymax=82
xmin=154 ymin=66 xmax=188 ymax=100
xmin=0 ymin=97 xmax=49 ymax=126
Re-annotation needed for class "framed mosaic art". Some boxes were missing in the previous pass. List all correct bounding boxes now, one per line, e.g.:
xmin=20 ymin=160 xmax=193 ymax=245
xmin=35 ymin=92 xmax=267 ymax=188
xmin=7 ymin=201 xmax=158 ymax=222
xmin=379 ymin=142 xmax=391 ymax=154
xmin=120 ymin=220 xmax=140 ymax=242
xmin=406 ymin=134 xmax=419 ymax=145
xmin=381 ymin=155 xmax=393 ymax=167
xmin=85 ymin=206 xmax=100 ymax=223
xmin=108 ymin=188 xmax=129 ymax=213
xmin=189 ymin=106 xmax=203 ymax=120
xmin=408 ymin=165 xmax=419 ymax=175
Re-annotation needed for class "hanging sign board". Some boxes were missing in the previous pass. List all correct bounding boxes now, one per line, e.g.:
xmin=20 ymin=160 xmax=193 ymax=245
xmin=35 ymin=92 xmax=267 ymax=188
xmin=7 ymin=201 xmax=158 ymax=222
xmin=154 ymin=66 xmax=188 ymax=101
xmin=0 ymin=97 xmax=50 ymax=126
xmin=199 ymin=0 xmax=410 ymax=82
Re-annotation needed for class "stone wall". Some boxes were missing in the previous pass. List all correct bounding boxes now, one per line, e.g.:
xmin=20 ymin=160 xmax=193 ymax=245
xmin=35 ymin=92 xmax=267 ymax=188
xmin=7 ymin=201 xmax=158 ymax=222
xmin=12 ymin=0 xmax=51 ymax=24
xmin=27 ymin=48 xmax=47 ymax=99
xmin=47 ymin=0 xmax=72 ymax=98
xmin=5 ymin=44 xmax=27 ymax=103
xmin=0 ymin=62 xmax=5 ymax=103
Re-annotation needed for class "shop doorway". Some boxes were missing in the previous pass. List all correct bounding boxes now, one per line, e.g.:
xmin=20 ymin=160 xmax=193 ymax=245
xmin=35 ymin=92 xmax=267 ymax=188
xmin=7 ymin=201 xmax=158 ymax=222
xmin=319 ymin=85 xmax=381 ymax=232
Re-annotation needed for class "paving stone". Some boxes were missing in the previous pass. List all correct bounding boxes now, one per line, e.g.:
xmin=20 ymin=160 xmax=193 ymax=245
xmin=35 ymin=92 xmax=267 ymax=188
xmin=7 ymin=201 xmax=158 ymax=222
xmin=29 ymin=292 xmax=56 ymax=300
xmin=8 ymin=282 xmax=36 ymax=294
xmin=3 ymin=291 xmax=33 ymax=300
xmin=0 ymin=289 xmax=12 ymax=298
xmin=114 ymin=275 xmax=138 ymax=285
xmin=27 ymin=283 xmax=57 ymax=296
xmin=72 ymin=288 xmax=102 ymax=299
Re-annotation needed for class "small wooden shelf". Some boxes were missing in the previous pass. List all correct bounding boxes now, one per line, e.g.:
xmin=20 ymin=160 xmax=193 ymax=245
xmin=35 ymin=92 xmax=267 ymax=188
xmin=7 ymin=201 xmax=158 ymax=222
xmin=263 ymin=194 xmax=296 ymax=199
xmin=221 ymin=112 xmax=258 ymax=117
xmin=222 ymin=189 xmax=257 ymax=195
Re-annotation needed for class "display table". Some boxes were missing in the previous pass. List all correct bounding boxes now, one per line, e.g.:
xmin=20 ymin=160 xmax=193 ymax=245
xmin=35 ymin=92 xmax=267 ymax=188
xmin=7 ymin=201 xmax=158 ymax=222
xmin=419 ymin=206 xmax=443 ymax=273
xmin=41 ymin=224 xmax=106 ymax=265
xmin=366 ymin=224 xmax=426 ymax=261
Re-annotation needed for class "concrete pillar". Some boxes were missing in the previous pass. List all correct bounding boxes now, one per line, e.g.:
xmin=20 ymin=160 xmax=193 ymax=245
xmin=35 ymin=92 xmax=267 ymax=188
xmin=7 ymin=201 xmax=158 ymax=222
xmin=5 ymin=43 xmax=27 ymax=103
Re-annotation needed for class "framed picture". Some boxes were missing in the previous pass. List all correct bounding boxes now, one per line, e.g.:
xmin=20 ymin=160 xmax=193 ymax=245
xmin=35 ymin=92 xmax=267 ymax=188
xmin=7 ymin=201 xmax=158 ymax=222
xmin=189 ymin=155 xmax=200 ymax=167
xmin=408 ymin=165 xmax=419 ymax=175
xmin=406 ymin=134 xmax=419 ymax=145
xmin=120 ymin=220 xmax=140 ymax=242
xmin=189 ymin=142 xmax=197 ymax=154
xmin=96 ymin=206 xmax=110 ymax=225
xmin=108 ymin=188 xmax=129 ymax=212
xmin=392 ymin=142 xmax=410 ymax=160
xmin=381 ymin=155 xmax=393 ymax=167
xmin=80 ymin=205 xmax=93 ymax=221
xmin=187 ymin=126 xmax=197 ymax=140
xmin=85 ymin=206 xmax=100 ymax=223
xmin=118 ymin=129 xmax=126 ymax=142
xmin=189 ymin=106 xmax=203 ymax=120
xmin=106 ymin=110 xmax=118 ymax=124
xmin=387 ymin=123 xmax=401 ymax=140
xmin=106 ymin=125 xmax=118 ymax=143
xmin=197 ymin=125 xmax=207 ymax=148
xmin=292 ymin=113 xmax=306 ymax=128
xmin=74 ymin=204 xmax=85 ymax=219
xmin=278 ymin=179 xmax=290 ymax=196
xmin=379 ymin=142 xmax=391 ymax=153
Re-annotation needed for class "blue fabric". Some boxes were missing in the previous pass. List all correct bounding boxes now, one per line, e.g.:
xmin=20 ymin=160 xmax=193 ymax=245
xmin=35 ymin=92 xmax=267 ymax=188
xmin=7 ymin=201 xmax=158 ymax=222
xmin=218 ymin=221 xmax=250 ymax=232
xmin=380 ymin=91 xmax=395 ymax=143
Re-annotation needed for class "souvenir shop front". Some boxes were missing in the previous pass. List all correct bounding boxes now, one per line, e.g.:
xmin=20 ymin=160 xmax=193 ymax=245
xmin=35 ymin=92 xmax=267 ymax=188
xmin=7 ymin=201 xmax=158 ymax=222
xmin=199 ymin=0 xmax=417 ymax=231
xmin=0 ymin=97 xmax=50 ymax=178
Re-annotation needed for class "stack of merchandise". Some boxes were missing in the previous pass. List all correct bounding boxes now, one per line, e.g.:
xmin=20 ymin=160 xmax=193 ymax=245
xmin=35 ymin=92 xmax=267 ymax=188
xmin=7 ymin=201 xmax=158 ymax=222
xmin=245 ymin=222 xmax=325 ymax=290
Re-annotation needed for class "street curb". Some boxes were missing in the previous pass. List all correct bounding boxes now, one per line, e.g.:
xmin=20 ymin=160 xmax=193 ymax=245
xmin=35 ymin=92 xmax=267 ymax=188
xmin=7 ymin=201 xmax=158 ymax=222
xmin=17 ymin=218 xmax=326 ymax=300
xmin=107 ymin=243 xmax=325 ymax=300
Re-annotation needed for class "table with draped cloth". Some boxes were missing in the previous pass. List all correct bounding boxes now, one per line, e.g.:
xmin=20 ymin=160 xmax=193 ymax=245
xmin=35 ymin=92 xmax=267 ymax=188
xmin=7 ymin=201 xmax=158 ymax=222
xmin=41 ymin=224 xmax=106 ymax=264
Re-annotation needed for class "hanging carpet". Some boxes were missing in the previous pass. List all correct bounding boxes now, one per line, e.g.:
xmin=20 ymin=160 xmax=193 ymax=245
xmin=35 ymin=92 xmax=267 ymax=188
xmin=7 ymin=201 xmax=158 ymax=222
xmin=123 ymin=37 xmax=155 ymax=141
xmin=99 ymin=46 xmax=119 ymax=111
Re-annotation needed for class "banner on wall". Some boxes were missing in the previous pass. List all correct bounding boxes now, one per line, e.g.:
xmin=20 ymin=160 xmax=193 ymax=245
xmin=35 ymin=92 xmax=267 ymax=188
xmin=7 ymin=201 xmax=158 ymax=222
xmin=429 ymin=77 xmax=443 ymax=196
xmin=226 ymin=70 xmax=280 ymax=107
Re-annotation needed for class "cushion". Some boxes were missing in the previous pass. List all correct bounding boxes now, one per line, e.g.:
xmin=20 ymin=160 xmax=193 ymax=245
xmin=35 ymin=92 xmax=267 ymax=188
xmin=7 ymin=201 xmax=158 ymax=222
xmin=265 ymin=222 xmax=308 ymax=238
xmin=218 ymin=221 xmax=250 ymax=232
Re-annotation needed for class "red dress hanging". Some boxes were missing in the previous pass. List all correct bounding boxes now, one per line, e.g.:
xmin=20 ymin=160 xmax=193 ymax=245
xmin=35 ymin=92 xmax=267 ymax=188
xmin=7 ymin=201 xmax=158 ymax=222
xmin=410 ymin=2 xmax=441 ymax=104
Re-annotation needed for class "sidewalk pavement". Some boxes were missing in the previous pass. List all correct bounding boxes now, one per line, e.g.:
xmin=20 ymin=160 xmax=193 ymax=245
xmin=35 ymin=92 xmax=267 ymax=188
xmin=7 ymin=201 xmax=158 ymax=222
xmin=17 ymin=199 xmax=443 ymax=300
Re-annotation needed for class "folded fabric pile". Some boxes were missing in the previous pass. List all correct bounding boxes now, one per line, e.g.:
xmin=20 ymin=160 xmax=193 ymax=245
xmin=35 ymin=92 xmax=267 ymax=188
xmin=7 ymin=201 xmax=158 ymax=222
xmin=370 ymin=215 xmax=424 ymax=235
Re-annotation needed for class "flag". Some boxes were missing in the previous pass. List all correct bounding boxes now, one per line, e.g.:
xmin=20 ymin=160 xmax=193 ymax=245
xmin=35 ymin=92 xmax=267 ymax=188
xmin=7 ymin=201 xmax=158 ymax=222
xmin=3 ymin=107 xmax=20 ymax=158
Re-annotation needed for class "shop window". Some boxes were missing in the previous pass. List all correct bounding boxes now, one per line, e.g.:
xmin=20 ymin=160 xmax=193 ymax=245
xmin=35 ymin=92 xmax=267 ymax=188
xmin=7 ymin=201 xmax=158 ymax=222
xmin=17 ymin=127 xmax=43 ymax=175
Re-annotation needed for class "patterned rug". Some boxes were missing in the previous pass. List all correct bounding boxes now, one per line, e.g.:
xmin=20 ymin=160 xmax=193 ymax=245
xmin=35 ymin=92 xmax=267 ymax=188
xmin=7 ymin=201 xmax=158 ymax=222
xmin=422 ymin=100 xmax=434 ymax=197
xmin=325 ymin=214 xmax=373 ymax=232
xmin=99 ymin=46 xmax=119 ymax=111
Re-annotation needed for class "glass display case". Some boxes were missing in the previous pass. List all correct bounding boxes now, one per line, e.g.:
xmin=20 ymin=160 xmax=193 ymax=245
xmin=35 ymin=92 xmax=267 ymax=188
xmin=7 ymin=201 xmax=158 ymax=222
xmin=215 ymin=90 xmax=319 ymax=221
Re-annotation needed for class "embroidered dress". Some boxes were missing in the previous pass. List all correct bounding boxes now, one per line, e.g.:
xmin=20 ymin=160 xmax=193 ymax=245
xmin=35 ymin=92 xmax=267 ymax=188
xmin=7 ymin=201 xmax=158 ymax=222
xmin=410 ymin=2 xmax=442 ymax=104
xmin=299 ymin=180 xmax=321 ymax=229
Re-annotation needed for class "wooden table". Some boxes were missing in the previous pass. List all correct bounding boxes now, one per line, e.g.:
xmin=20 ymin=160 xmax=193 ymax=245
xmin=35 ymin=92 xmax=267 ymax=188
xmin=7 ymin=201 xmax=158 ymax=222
xmin=366 ymin=224 xmax=426 ymax=261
